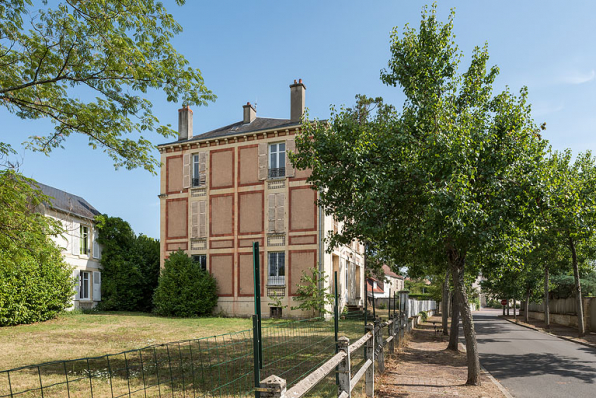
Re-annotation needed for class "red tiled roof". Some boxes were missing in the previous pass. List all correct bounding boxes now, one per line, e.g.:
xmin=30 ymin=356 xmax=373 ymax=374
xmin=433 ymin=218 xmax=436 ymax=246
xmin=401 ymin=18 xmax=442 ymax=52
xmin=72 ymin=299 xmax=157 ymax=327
xmin=383 ymin=264 xmax=403 ymax=279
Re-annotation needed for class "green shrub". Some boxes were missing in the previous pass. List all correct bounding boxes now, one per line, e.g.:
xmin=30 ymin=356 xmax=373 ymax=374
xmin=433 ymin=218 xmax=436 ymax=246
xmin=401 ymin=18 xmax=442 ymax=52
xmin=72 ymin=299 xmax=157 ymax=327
xmin=153 ymin=250 xmax=218 ymax=317
xmin=377 ymin=302 xmax=386 ymax=309
xmin=419 ymin=310 xmax=428 ymax=322
xmin=0 ymin=170 xmax=75 ymax=326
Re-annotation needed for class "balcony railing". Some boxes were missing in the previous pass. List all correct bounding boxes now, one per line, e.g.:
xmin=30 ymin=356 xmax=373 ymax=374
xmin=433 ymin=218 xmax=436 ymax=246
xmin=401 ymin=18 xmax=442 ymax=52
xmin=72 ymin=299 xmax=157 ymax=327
xmin=267 ymin=275 xmax=285 ymax=286
xmin=268 ymin=167 xmax=286 ymax=179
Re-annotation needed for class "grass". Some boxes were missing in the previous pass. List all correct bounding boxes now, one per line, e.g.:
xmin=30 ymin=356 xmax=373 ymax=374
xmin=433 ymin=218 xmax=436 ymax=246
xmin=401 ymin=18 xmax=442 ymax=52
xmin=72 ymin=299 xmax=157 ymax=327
xmin=0 ymin=311 xmax=370 ymax=398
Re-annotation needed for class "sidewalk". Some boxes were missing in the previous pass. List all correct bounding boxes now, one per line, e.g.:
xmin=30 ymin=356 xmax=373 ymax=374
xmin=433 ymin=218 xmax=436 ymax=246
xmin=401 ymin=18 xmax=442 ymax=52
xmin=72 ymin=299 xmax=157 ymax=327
xmin=502 ymin=313 xmax=596 ymax=348
xmin=376 ymin=316 xmax=506 ymax=397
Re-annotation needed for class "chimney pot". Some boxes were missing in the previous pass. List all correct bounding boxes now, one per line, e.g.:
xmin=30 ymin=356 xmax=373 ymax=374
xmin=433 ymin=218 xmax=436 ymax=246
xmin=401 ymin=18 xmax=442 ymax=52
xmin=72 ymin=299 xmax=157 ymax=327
xmin=178 ymin=106 xmax=193 ymax=141
xmin=290 ymin=79 xmax=306 ymax=122
xmin=243 ymin=102 xmax=256 ymax=124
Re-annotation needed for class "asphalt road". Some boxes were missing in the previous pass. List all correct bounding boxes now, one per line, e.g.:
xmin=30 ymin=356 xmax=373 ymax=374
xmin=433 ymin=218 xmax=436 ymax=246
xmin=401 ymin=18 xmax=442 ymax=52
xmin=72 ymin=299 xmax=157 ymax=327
xmin=470 ymin=308 xmax=596 ymax=398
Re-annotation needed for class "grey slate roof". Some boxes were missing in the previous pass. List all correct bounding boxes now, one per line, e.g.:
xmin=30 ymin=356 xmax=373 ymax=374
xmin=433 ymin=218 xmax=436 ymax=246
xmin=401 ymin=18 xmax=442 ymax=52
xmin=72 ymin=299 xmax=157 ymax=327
xmin=35 ymin=182 xmax=101 ymax=221
xmin=159 ymin=117 xmax=301 ymax=147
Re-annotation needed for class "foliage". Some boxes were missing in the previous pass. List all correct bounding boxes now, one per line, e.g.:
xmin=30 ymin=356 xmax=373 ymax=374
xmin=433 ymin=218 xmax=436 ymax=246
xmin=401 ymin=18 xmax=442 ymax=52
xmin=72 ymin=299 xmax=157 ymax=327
xmin=376 ymin=302 xmax=386 ymax=310
xmin=0 ymin=0 xmax=215 ymax=173
xmin=0 ymin=169 xmax=74 ymax=326
xmin=153 ymin=250 xmax=217 ymax=317
xmin=292 ymin=4 xmax=547 ymax=384
xmin=550 ymin=271 xmax=596 ymax=299
xmin=291 ymin=267 xmax=334 ymax=316
xmin=419 ymin=310 xmax=428 ymax=322
xmin=95 ymin=215 xmax=160 ymax=312
xmin=267 ymin=294 xmax=287 ymax=309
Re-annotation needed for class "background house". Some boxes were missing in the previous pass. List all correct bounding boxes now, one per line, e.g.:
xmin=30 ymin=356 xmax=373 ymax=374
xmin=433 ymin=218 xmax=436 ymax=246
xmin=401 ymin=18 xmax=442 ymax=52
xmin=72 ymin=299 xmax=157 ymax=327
xmin=367 ymin=265 xmax=405 ymax=306
xmin=157 ymin=80 xmax=365 ymax=317
xmin=38 ymin=183 xmax=103 ymax=309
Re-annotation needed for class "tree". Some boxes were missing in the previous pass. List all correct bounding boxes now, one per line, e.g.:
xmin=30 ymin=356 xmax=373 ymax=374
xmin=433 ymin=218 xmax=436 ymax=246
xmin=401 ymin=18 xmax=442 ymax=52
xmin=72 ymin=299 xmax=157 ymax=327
xmin=540 ymin=151 xmax=596 ymax=336
xmin=0 ymin=151 xmax=74 ymax=325
xmin=1 ymin=0 xmax=215 ymax=173
xmin=291 ymin=267 xmax=335 ymax=317
xmin=153 ymin=250 xmax=217 ymax=317
xmin=292 ymin=5 xmax=546 ymax=384
xmin=95 ymin=215 xmax=160 ymax=312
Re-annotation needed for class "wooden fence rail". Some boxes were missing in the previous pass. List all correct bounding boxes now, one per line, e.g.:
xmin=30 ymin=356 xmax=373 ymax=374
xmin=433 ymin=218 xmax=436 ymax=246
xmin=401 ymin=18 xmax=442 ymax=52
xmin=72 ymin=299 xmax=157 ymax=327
xmin=260 ymin=313 xmax=414 ymax=398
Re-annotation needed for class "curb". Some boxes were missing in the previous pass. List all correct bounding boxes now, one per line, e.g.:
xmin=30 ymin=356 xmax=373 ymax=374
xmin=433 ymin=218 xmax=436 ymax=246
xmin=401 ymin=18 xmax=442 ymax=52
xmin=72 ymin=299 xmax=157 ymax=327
xmin=458 ymin=343 xmax=514 ymax=398
xmin=500 ymin=317 xmax=596 ymax=351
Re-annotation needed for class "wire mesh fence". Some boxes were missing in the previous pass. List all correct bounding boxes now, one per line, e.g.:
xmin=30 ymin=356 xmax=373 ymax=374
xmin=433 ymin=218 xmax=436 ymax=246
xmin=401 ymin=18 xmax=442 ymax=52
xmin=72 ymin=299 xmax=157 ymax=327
xmin=0 ymin=317 xmax=366 ymax=398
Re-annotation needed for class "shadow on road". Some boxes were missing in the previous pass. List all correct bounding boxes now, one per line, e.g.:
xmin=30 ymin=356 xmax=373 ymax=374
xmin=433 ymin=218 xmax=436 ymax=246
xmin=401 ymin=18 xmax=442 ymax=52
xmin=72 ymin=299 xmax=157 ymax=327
xmin=480 ymin=352 xmax=596 ymax=383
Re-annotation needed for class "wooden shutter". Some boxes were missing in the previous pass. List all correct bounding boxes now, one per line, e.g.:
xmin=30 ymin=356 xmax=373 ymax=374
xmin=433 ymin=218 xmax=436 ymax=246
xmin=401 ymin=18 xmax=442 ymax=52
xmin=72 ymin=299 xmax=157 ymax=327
xmin=199 ymin=200 xmax=207 ymax=237
xmin=92 ymin=271 xmax=101 ymax=301
xmin=275 ymin=193 xmax=285 ymax=232
xmin=72 ymin=222 xmax=80 ymax=255
xmin=183 ymin=153 xmax=191 ymax=188
xmin=258 ymin=143 xmax=268 ymax=180
xmin=73 ymin=270 xmax=80 ymax=299
xmin=191 ymin=201 xmax=199 ymax=238
xmin=268 ymin=193 xmax=276 ymax=232
xmin=285 ymin=139 xmax=295 ymax=177
xmin=198 ymin=152 xmax=207 ymax=186
xmin=92 ymin=230 xmax=100 ymax=259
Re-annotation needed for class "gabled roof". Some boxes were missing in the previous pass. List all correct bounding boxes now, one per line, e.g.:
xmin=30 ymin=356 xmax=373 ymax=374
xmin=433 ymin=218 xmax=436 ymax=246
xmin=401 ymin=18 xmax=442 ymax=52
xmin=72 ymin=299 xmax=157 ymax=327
xmin=383 ymin=264 xmax=404 ymax=280
xmin=159 ymin=117 xmax=301 ymax=147
xmin=35 ymin=182 xmax=101 ymax=221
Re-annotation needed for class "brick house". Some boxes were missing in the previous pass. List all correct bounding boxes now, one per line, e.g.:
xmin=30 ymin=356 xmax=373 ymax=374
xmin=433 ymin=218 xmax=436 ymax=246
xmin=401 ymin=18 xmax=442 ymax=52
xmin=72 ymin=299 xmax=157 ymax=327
xmin=157 ymin=80 xmax=364 ymax=317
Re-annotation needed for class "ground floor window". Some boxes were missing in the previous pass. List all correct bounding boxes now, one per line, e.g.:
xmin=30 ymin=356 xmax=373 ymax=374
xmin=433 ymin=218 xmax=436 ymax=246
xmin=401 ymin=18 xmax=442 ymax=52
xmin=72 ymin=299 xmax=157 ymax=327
xmin=80 ymin=271 xmax=90 ymax=300
xmin=268 ymin=252 xmax=285 ymax=286
xmin=192 ymin=254 xmax=207 ymax=271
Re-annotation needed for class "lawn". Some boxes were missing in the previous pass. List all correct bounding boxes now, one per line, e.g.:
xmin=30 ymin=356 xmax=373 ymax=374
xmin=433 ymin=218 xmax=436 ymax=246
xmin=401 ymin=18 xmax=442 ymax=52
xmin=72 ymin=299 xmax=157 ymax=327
xmin=0 ymin=311 xmax=368 ymax=398
xmin=0 ymin=311 xmax=254 ymax=371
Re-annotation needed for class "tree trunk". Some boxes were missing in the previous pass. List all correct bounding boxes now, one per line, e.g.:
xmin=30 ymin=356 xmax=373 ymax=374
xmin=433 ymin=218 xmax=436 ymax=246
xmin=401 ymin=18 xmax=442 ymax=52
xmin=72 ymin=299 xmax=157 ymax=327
xmin=450 ymin=253 xmax=480 ymax=385
xmin=525 ymin=289 xmax=530 ymax=323
xmin=544 ymin=266 xmax=550 ymax=329
xmin=506 ymin=300 xmax=510 ymax=316
xmin=513 ymin=299 xmax=517 ymax=321
xmin=447 ymin=290 xmax=459 ymax=350
xmin=442 ymin=269 xmax=449 ymax=335
xmin=569 ymin=237 xmax=586 ymax=337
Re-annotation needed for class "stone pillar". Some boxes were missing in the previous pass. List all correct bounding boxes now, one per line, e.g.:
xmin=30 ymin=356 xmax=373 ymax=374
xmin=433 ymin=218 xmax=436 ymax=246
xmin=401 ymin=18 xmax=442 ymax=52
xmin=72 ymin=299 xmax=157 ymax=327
xmin=337 ymin=337 xmax=351 ymax=397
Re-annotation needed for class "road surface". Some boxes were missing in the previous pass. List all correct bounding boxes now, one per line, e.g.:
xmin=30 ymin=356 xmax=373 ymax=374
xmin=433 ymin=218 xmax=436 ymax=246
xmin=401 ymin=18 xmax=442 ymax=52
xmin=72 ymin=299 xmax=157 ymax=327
xmin=471 ymin=308 xmax=596 ymax=397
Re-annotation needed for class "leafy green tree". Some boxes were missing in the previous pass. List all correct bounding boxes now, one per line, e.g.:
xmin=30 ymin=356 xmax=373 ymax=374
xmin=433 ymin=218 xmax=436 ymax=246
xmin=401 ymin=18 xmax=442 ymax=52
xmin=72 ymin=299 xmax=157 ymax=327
xmin=292 ymin=5 xmax=546 ymax=384
xmin=0 ymin=0 xmax=215 ymax=173
xmin=0 ymin=158 xmax=74 ymax=325
xmin=291 ymin=267 xmax=334 ymax=317
xmin=95 ymin=215 xmax=160 ymax=312
xmin=153 ymin=250 xmax=217 ymax=317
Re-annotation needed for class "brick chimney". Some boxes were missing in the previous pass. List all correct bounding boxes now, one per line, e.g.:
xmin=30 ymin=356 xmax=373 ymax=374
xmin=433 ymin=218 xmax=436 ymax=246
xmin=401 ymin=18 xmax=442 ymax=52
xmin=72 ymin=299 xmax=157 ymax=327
xmin=243 ymin=102 xmax=256 ymax=124
xmin=178 ymin=105 xmax=193 ymax=141
xmin=290 ymin=79 xmax=306 ymax=122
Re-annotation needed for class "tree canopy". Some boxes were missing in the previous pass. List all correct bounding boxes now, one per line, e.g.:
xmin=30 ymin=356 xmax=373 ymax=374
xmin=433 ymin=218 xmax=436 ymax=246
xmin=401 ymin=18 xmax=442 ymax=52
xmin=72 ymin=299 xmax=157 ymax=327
xmin=293 ymin=4 xmax=547 ymax=384
xmin=1 ymin=0 xmax=215 ymax=173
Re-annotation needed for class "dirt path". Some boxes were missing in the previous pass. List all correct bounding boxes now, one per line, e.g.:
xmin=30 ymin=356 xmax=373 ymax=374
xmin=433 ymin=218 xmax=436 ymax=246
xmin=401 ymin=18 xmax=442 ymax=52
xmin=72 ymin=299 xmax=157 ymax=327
xmin=376 ymin=316 xmax=506 ymax=397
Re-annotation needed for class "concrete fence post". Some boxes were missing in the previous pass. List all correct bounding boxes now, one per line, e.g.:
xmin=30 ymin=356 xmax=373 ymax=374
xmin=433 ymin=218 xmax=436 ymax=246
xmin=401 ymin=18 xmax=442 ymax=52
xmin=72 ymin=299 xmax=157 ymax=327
xmin=365 ymin=324 xmax=374 ymax=397
xmin=337 ymin=336 xmax=351 ymax=398
xmin=374 ymin=319 xmax=384 ymax=373
xmin=260 ymin=375 xmax=286 ymax=398
xmin=388 ymin=317 xmax=395 ymax=354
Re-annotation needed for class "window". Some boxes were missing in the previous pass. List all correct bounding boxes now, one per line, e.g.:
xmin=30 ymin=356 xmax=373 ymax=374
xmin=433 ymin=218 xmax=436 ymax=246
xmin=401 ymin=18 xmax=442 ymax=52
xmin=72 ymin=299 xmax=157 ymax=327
xmin=80 ymin=225 xmax=89 ymax=255
xmin=268 ymin=143 xmax=285 ymax=178
xmin=192 ymin=254 xmax=207 ymax=271
xmin=192 ymin=153 xmax=207 ymax=187
xmin=268 ymin=252 xmax=285 ymax=285
xmin=80 ymin=271 xmax=90 ymax=300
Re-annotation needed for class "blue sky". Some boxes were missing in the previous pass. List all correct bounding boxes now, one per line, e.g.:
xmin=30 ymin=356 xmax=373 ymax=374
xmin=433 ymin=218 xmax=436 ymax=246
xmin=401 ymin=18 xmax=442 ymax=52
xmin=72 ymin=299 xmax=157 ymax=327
xmin=2 ymin=1 xmax=596 ymax=239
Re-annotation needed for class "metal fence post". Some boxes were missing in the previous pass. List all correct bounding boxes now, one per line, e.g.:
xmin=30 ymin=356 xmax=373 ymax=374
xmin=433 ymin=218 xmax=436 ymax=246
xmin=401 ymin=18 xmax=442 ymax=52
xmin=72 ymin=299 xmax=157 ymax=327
xmin=374 ymin=319 xmax=384 ymax=374
xmin=337 ymin=337 xmax=351 ymax=398
xmin=365 ymin=324 xmax=374 ymax=397
xmin=334 ymin=271 xmax=339 ymax=386
xmin=260 ymin=375 xmax=286 ymax=398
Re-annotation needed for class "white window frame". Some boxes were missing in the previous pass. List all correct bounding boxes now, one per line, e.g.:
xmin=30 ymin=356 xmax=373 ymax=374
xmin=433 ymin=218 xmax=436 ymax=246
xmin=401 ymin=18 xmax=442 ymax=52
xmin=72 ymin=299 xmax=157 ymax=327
xmin=192 ymin=154 xmax=201 ymax=187
xmin=80 ymin=225 xmax=89 ymax=256
xmin=80 ymin=271 xmax=91 ymax=300
xmin=268 ymin=252 xmax=285 ymax=286
xmin=192 ymin=254 xmax=207 ymax=272
xmin=268 ymin=143 xmax=286 ymax=179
